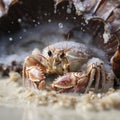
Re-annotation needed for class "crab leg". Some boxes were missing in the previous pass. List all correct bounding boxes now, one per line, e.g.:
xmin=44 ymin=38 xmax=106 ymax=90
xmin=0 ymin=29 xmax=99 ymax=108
xmin=95 ymin=66 xmax=100 ymax=92
xmin=100 ymin=63 xmax=106 ymax=92
xmin=25 ymin=66 xmax=46 ymax=89
xmin=34 ymin=80 xmax=46 ymax=90
xmin=33 ymin=68 xmax=45 ymax=89
xmin=85 ymin=65 xmax=96 ymax=93
xmin=22 ymin=62 xmax=27 ymax=87
xmin=76 ymin=75 xmax=88 ymax=92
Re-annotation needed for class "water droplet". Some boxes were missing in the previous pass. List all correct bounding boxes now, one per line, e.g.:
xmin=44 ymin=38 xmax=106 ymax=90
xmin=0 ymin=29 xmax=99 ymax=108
xmin=33 ymin=20 xmax=36 ymax=23
xmin=9 ymin=37 xmax=13 ymax=41
xmin=48 ymin=19 xmax=51 ymax=23
xmin=8 ymin=31 xmax=11 ymax=33
xmin=66 ymin=17 xmax=68 ymax=20
xmin=23 ymin=29 xmax=27 ymax=32
xmin=66 ymin=8 xmax=71 ymax=14
xmin=19 ymin=36 xmax=22 ymax=39
xmin=34 ymin=24 xmax=37 ymax=27
xmin=18 ymin=18 xmax=22 ymax=23
xmin=44 ymin=13 xmax=47 ymax=16
xmin=37 ymin=22 xmax=40 ymax=25
xmin=62 ymin=6 xmax=64 ymax=9
xmin=73 ymin=17 xmax=76 ymax=20
xmin=58 ymin=23 xmax=63 ymax=29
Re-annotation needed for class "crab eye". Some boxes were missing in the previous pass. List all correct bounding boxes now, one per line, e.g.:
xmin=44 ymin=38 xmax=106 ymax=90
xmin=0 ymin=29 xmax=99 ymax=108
xmin=48 ymin=50 xmax=52 ymax=57
xmin=60 ymin=52 xmax=65 ymax=58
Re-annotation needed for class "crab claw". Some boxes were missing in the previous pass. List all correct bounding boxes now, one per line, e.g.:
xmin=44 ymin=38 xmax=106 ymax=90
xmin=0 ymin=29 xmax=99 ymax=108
xmin=52 ymin=73 xmax=76 ymax=89
xmin=24 ymin=66 xmax=46 ymax=90
xmin=51 ymin=72 xmax=88 ymax=93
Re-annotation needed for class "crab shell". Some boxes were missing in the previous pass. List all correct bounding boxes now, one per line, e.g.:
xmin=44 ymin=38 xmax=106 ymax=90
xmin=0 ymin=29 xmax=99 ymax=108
xmin=42 ymin=41 xmax=93 ymax=73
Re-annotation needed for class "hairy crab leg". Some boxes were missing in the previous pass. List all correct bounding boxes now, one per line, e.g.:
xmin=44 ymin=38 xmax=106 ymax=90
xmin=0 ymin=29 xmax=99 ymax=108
xmin=100 ymin=63 xmax=106 ymax=92
xmin=22 ymin=62 xmax=27 ymax=87
xmin=85 ymin=64 xmax=96 ymax=93
xmin=95 ymin=66 xmax=100 ymax=92
xmin=76 ymin=75 xmax=88 ymax=93
xmin=34 ymin=80 xmax=46 ymax=90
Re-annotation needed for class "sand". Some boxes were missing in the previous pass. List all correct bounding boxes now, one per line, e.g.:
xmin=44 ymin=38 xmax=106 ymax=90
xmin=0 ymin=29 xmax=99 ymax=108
xmin=0 ymin=77 xmax=120 ymax=120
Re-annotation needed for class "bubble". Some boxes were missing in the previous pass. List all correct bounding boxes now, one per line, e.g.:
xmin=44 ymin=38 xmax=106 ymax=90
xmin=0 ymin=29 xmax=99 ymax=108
xmin=66 ymin=17 xmax=68 ymax=20
xmin=62 ymin=6 xmax=64 ymax=9
xmin=33 ymin=20 xmax=36 ymax=23
xmin=8 ymin=31 xmax=11 ymax=33
xmin=19 ymin=36 xmax=22 ymax=39
xmin=58 ymin=23 xmax=64 ymax=29
xmin=73 ymin=17 xmax=76 ymax=20
xmin=23 ymin=29 xmax=27 ymax=32
xmin=66 ymin=8 xmax=71 ymax=14
xmin=48 ymin=19 xmax=51 ymax=23
xmin=44 ymin=13 xmax=47 ymax=16
xmin=37 ymin=22 xmax=40 ymax=25
xmin=18 ymin=18 xmax=22 ymax=23
xmin=9 ymin=37 xmax=13 ymax=41
xmin=34 ymin=24 xmax=37 ymax=27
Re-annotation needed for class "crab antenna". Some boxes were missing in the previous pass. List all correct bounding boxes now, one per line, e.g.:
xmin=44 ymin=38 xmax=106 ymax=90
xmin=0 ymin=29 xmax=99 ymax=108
xmin=64 ymin=48 xmax=72 ymax=52
xmin=38 ymin=54 xmax=48 ymax=61
xmin=66 ymin=59 xmax=84 ymax=66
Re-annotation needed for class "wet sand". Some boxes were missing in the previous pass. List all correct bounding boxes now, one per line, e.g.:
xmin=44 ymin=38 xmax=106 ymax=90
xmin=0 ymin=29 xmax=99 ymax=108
xmin=0 ymin=77 xmax=120 ymax=120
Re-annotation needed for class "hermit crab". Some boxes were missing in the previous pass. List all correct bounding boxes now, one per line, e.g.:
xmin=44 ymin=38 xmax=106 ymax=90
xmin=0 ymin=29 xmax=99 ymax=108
xmin=23 ymin=41 xmax=115 ymax=93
